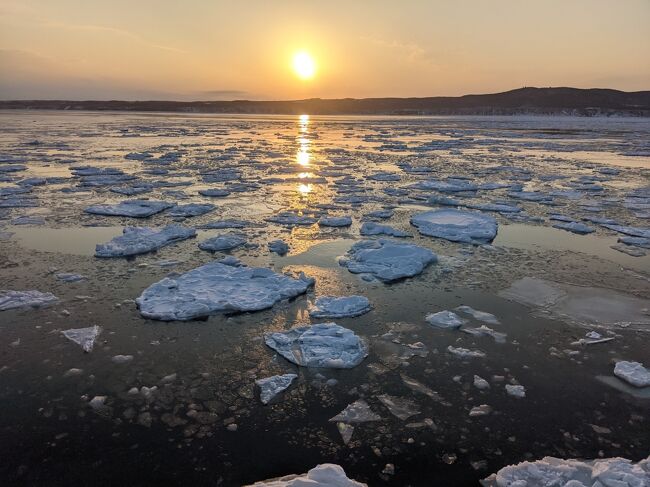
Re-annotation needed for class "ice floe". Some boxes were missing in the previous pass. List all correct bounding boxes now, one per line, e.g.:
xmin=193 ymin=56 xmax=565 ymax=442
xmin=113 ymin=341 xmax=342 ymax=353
xmin=482 ymin=455 xmax=650 ymax=487
xmin=95 ymin=225 xmax=196 ymax=257
xmin=339 ymin=239 xmax=437 ymax=282
xmin=425 ymin=310 xmax=466 ymax=329
xmin=319 ymin=216 xmax=352 ymax=227
xmin=136 ymin=260 xmax=314 ymax=320
xmin=61 ymin=326 xmax=101 ymax=352
xmin=85 ymin=200 xmax=174 ymax=218
xmin=0 ymin=290 xmax=58 ymax=311
xmin=246 ymin=463 xmax=367 ymax=487
xmin=410 ymin=209 xmax=498 ymax=244
xmin=268 ymin=239 xmax=289 ymax=255
xmin=167 ymin=203 xmax=215 ymax=217
xmin=505 ymin=384 xmax=526 ymax=398
xmin=308 ymin=295 xmax=372 ymax=318
xmin=613 ymin=361 xmax=650 ymax=388
xmin=360 ymin=222 xmax=410 ymax=237
xmin=265 ymin=323 xmax=367 ymax=369
xmin=456 ymin=305 xmax=500 ymax=325
xmin=552 ymin=221 xmax=595 ymax=234
xmin=499 ymin=277 xmax=650 ymax=329
xmin=447 ymin=346 xmax=486 ymax=359
xmin=198 ymin=233 xmax=247 ymax=252
xmin=255 ymin=374 xmax=298 ymax=404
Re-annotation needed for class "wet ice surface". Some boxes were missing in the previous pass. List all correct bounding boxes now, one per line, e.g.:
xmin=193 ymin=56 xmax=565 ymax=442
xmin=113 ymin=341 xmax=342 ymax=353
xmin=1 ymin=112 xmax=650 ymax=486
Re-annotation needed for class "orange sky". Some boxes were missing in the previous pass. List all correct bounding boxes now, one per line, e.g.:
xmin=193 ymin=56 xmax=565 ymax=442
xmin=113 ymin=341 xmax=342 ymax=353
xmin=1 ymin=0 xmax=648 ymax=100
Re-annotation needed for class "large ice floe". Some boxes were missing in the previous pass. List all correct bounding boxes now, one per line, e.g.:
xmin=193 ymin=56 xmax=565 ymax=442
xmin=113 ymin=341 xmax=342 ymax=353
xmin=339 ymin=239 xmax=437 ymax=282
xmin=136 ymin=259 xmax=314 ymax=320
xmin=308 ymin=296 xmax=371 ymax=318
xmin=255 ymin=374 xmax=298 ymax=404
xmin=85 ymin=199 xmax=174 ymax=218
xmin=481 ymin=454 xmax=650 ymax=487
xmin=95 ymin=225 xmax=196 ymax=257
xmin=0 ymin=290 xmax=58 ymax=311
xmin=500 ymin=277 xmax=650 ymax=330
xmin=246 ymin=463 xmax=367 ymax=487
xmin=614 ymin=361 xmax=650 ymax=388
xmin=410 ymin=209 xmax=498 ymax=244
xmin=264 ymin=323 xmax=368 ymax=369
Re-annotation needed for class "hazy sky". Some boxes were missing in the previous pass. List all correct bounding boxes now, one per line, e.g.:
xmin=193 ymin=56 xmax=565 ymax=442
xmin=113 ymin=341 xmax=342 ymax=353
xmin=1 ymin=0 xmax=649 ymax=100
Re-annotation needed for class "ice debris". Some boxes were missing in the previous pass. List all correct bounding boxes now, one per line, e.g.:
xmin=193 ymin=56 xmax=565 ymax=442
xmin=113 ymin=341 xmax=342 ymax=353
xmin=447 ymin=346 xmax=486 ymax=359
xmin=456 ymin=305 xmax=500 ymax=325
xmin=136 ymin=260 xmax=314 ymax=320
xmin=329 ymin=399 xmax=381 ymax=423
xmin=377 ymin=394 xmax=421 ymax=420
xmin=264 ymin=323 xmax=368 ymax=369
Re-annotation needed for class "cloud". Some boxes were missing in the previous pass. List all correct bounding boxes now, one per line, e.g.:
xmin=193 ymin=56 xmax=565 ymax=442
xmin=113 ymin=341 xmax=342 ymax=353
xmin=41 ymin=21 xmax=187 ymax=54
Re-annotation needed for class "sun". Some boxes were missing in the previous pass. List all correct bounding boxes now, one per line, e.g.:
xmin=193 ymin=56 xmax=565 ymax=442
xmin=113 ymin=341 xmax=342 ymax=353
xmin=292 ymin=51 xmax=316 ymax=80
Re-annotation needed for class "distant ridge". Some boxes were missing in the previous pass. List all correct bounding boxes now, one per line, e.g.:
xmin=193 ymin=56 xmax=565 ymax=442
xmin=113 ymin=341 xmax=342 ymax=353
xmin=1 ymin=87 xmax=649 ymax=116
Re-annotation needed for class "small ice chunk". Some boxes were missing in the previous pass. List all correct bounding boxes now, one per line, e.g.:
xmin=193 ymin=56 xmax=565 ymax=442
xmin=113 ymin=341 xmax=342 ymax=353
xmin=425 ymin=310 xmax=466 ymax=329
xmin=61 ymin=326 xmax=101 ymax=352
xmin=136 ymin=261 xmax=314 ymax=320
xmin=473 ymin=375 xmax=490 ymax=390
xmin=364 ymin=209 xmax=394 ymax=219
xmin=95 ymin=225 xmax=196 ymax=257
xmin=447 ymin=346 xmax=486 ymax=359
xmin=377 ymin=394 xmax=420 ymax=420
xmin=265 ymin=212 xmax=317 ymax=226
xmin=410 ymin=209 xmax=498 ymax=244
xmin=469 ymin=404 xmax=492 ymax=417
xmin=339 ymin=239 xmax=437 ymax=282
xmin=268 ymin=239 xmax=289 ymax=255
xmin=319 ymin=216 xmax=352 ymax=227
xmin=505 ymin=384 xmax=526 ymax=398
xmin=264 ymin=323 xmax=368 ymax=369
xmin=456 ymin=305 xmax=500 ymax=324
xmin=198 ymin=233 xmax=247 ymax=252
xmin=245 ymin=463 xmax=367 ymax=487
xmin=308 ymin=296 xmax=371 ymax=318
xmin=461 ymin=325 xmax=507 ymax=343
xmin=0 ymin=290 xmax=58 ymax=311
xmin=85 ymin=200 xmax=174 ymax=218
xmin=88 ymin=396 xmax=107 ymax=410
xmin=360 ymin=221 xmax=410 ymax=237
xmin=329 ymin=399 xmax=381 ymax=423
xmin=337 ymin=422 xmax=354 ymax=445
xmin=614 ymin=361 xmax=650 ymax=388
xmin=255 ymin=374 xmax=298 ymax=404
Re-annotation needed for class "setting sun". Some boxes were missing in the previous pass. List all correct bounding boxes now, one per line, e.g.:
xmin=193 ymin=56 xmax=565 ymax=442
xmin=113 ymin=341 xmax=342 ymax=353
xmin=292 ymin=51 xmax=316 ymax=80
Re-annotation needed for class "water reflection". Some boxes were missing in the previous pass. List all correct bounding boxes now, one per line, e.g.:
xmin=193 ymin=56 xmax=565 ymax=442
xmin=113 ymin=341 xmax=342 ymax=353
xmin=296 ymin=114 xmax=310 ymax=167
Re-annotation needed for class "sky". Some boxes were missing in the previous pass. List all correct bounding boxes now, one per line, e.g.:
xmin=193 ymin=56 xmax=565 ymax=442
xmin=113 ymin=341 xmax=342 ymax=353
xmin=1 ymin=0 xmax=649 ymax=100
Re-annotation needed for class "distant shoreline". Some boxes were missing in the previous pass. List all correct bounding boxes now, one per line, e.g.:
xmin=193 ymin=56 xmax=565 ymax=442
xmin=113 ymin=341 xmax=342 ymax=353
xmin=1 ymin=87 xmax=649 ymax=117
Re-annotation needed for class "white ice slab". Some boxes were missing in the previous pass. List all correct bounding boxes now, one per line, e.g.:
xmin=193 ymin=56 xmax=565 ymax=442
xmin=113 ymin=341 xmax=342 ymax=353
xmin=264 ymin=323 xmax=368 ymax=369
xmin=246 ymin=463 xmax=367 ymax=487
xmin=309 ymin=296 xmax=371 ymax=318
xmin=95 ymin=225 xmax=196 ymax=257
xmin=410 ymin=209 xmax=498 ymax=244
xmin=425 ymin=310 xmax=466 ymax=329
xmin=136 ymin=260 xmax=314 ymax=320
xmin=198 ymin=233 xmax=247 ymax=252
xmin=0 ymin=290 xmax=58 ymax=311
xmin=614 ymin=361 xmax=650 ymax=388
xmin=62 ymin=325 xmax=101 ymax=352
xmin=85 ymin=199 xmax=174 ymax=218
xmin=339 ymin=239 xmax=437 ymax=282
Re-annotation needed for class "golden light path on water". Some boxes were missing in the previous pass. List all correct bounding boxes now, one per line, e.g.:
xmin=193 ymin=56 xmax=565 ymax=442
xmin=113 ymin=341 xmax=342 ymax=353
xmin=296 ymin=114 xmax=313 ymax=195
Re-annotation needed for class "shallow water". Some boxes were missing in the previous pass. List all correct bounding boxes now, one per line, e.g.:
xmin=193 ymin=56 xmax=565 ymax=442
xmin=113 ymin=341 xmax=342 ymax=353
xmin=1 ymin=112 xmax=649 ymax=486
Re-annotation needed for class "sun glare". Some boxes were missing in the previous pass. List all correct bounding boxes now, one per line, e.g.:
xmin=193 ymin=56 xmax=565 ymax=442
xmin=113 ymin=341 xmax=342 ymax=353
xmin=292 ymin=51 xmax=316 ymax=80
